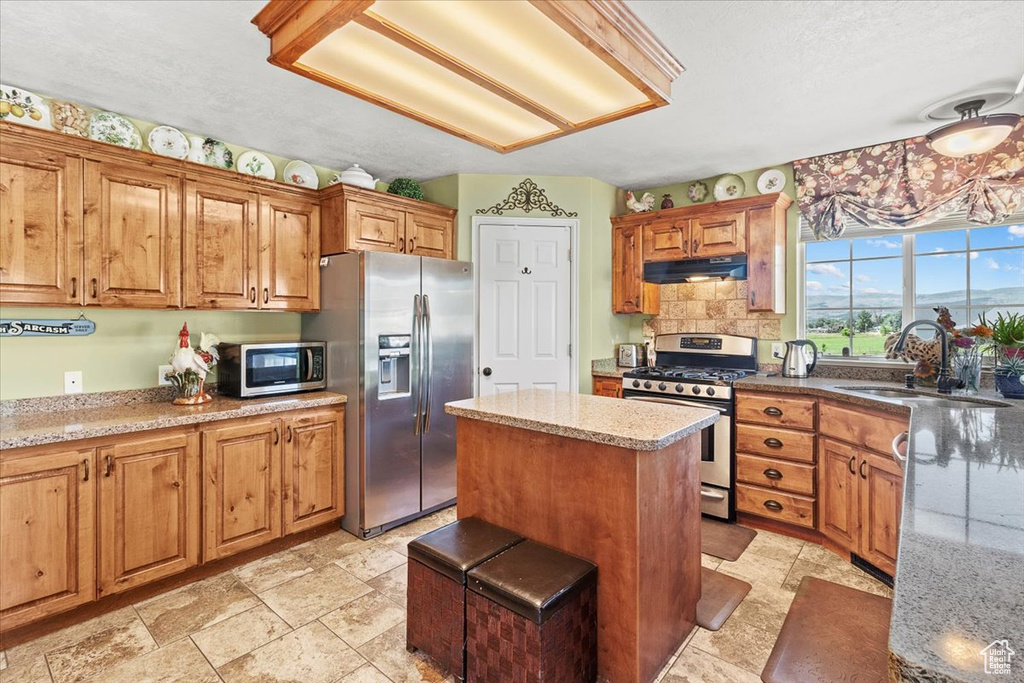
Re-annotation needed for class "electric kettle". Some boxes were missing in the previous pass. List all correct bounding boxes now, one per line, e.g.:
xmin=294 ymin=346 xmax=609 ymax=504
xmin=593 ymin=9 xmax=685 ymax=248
xmin=778 ymin=339 xmax=819 ymax=378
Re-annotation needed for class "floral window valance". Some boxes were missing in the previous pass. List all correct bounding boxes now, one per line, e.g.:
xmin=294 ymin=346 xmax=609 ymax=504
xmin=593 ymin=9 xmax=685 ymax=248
xmin=794 ymin=117 xmax=1024 ymax=240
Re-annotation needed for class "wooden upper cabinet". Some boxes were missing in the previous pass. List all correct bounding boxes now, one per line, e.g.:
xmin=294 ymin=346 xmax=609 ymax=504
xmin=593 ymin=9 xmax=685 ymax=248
xmin=0 ymin=140 xmax=83 ymax=306
xmin=691 ymin=210 xmax=745 ymax=257
xmin=858 ymin=451 xmax=902 ymax=575
xmin=643 ymin=217 xmax=689 ymax=261
xmin=282 ymin=408 xmax=345 ymax=535
xmin=260 ymin=194 xmax=320 ymax=311
xmin=0 ymin=448 xmax=96 ymax=631
xmin=612 ymin=221 xmax=660 ymax=314
xmin=98 ymin=432 xmax=200 ymax=596
xmin=83 ymin=159 xmax=182 ymax=308
xmin=202 ymin=418 xmax=283 ymax=561
xmin=184 ymin=178 xmax=259 ymax=309
xmin=745 ymin=196 xmax=790 ymax=313
xmin=345 ymin=199 xmax=405 ymax=254
xmin=406 ymin=210 xmax=454 ymax=259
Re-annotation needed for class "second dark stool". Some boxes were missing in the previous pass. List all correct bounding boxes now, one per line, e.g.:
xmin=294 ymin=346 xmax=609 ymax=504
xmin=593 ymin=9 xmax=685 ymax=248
xmin=407 ymin=517 xmax=524 ymax=680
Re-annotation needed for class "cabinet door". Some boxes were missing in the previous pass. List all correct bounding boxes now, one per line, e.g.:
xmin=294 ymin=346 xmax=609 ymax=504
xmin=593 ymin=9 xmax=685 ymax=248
xmin=858 ymin=451 xmax=902 ymax=575
xmin=0 ymin=449 xmax=95 ymax=630
xmin=202 ymin=419 xmax=282 ymax=560
xmin=819 ymin=438 xmax=859 ymax=550
xmin=592 ymin=376 xmax=622 ymax=398
xmin=405 ymin=211 xmax=453 ymax=259
xmin=282 ymin=408 xmax=345 ymax=534
xmin=345 ymin=199 xmax=404 ymax=253
xmin=83 ymin=159 xmax=181 ymax=307
xmin=612 ymin=223 xmax=659 ymax=314
xmin=98 ymin=433 xmax=199 ymax=596
xmin=0 ymin=140 xmax=83 ymax=305
xmin=260 ymin=194 xmax=320 ymax=311
xmin=642 ymin=218 xmax=689 ymax=261
xmin=692 ymin=210 xmax=745 ymax=257
xmin=184 ymin=179 xmax=259 ymax=309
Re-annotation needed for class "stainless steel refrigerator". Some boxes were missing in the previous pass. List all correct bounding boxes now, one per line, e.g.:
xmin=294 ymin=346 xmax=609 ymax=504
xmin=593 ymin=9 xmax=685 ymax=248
xmin=302 ymin=252 xmax=473 ymax=538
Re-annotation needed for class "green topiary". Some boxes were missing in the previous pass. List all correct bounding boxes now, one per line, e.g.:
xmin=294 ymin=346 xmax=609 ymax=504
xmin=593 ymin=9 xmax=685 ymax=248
xmin=387 ymin=178 xmax=423 ymax=200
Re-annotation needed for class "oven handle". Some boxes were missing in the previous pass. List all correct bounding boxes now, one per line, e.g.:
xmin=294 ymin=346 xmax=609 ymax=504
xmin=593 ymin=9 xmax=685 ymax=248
xmin=700 ymin=489 xmax=726 ymax=501
xmin=624 ymin=394 xmax=729 ymax=414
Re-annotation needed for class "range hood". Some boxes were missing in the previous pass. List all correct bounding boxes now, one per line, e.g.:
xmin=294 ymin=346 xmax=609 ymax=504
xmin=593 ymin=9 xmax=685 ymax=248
xmin=643 ymin=255 xmax=748 ymax=284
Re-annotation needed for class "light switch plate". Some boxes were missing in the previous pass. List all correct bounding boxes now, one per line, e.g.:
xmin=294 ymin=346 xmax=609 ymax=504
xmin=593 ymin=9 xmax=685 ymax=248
xmin=158 ymin=364 xmax=174 ymax=386
xmin=64 ymin=371 xmax=83 ymax=394
xmin=771 ymin=343 xmax=785 ymax=359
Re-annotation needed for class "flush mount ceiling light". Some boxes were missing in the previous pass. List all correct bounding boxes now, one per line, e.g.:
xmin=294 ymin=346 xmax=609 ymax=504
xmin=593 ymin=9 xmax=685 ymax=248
xmin=925 ymin=98 xmax=1020 ymax=158
xmin=252 ymin=0 xmax=683 ymax=153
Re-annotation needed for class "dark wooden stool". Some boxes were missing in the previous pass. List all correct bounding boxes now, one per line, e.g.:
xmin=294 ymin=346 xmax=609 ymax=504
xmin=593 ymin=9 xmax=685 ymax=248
xmin=466 ymin=540 xmax=598 ymax=683
xmin=761 ymin=576 xmax=892 ymax=683
xmin=407 ymin=518 xmax=524 ymax=681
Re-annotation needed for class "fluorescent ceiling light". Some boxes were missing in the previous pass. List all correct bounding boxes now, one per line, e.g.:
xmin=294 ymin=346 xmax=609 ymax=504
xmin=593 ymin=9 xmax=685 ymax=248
xmin=253 ymin=0 xmax=683 ymax=153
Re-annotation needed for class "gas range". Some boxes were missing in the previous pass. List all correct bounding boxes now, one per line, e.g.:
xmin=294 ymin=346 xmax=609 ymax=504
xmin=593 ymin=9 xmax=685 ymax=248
xmin=622 ymin=366 xmax=755 ymax=401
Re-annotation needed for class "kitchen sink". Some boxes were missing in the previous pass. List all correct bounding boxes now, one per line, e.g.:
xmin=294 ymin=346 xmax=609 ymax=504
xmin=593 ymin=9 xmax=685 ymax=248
xmin=835 ymin=386 xmax=1011 ymax=409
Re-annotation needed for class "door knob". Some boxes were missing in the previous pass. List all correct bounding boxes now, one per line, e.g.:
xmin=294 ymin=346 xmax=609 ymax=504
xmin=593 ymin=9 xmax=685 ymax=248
xmin=482 ymin=367 xmax=492 ymax=377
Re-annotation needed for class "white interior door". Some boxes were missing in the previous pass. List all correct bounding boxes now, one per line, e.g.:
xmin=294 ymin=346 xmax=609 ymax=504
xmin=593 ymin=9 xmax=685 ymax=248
xmin=477 ymin=220 xmax=572 ymax=395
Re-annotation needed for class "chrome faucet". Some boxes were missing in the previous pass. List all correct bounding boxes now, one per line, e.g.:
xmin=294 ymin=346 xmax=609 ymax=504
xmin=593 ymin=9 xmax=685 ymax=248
xmin=893 ymin=320 xmax=962 ymax=395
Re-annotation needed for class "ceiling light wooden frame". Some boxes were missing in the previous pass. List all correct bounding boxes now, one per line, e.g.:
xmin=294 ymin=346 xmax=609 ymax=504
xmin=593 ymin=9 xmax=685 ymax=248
xmin=253 ymin=0 xmax=683 ymax=153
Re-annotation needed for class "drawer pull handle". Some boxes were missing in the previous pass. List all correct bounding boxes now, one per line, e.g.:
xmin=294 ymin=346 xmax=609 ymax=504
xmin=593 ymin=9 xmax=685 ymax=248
xmin=71 ymin=276 xmax=77 ymax=298
xmin=286 ymin=425 xmax=293 ymax=443
xmin=250 ymin=287 xmax=256 ymax=303
xmin=764 ymin=500 xmax=783 ymax=512
xmin=91 ymin=278 xmax=98 ymax=298
xmin=763 ymin=406 xmax=783 ymax=417
xmin=763 ymin=468 xmax=783 ymax=480
xmin=263 ymin=287 xmax=269 ymax=304
xmin=105 ymin=455 xmax=114 ymax=477
xmin=273 ymin=427 xmax=280 ymax=445
xmin=848 ymin=455 xmax=856 ymax=475
xmin=82 ymin=459 xmax=90 ymax=482
xmin=764 ymin=437 xmax=783 ymax=448
xmin=859 ymin=459 xmax=868 ymax=480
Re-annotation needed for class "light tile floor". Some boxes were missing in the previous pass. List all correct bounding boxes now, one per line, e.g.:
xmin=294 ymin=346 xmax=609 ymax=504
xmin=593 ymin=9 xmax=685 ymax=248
xmin=0 ymin=509 xmax=890 ymax=683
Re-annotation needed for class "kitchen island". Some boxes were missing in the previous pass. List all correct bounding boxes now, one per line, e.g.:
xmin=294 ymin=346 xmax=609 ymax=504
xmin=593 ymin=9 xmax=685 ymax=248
xmin=445 ymin=389 xmax=719 ymax=683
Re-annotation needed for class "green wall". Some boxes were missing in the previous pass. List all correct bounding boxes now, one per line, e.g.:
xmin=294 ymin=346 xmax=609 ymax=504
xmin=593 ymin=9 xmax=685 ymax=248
xmin=0 ymin=308 xmax=300 ymax=400
xmin=422 ymin=174 xmax=642 ymax=392
xmin=638 ymin=165 xmax=800 ymax=362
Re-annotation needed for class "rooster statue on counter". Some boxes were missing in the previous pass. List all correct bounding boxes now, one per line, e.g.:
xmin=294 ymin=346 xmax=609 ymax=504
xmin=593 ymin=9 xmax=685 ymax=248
xmin=167 ymin=323 xmax=220 ymax=405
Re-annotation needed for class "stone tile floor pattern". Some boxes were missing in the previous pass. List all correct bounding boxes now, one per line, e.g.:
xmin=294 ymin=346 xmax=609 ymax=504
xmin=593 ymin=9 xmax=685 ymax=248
xmin=0 ymin=507 xmax=891 ymax=683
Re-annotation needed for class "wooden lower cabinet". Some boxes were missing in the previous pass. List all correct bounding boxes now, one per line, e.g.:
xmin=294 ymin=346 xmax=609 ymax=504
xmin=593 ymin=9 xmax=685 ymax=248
xmin=0 ymin=449 xmax=96 ymax=631
xmin=98 ymin=433 xmax=200 ymax=596
xmin=858 ymin=451 xmax=903 ymax=574
xmin=282 ymin=408 xmax=345 ymax=534
xmin=819 ymin=438 xmax=859 ymax=548
xmin=592 ymin=375 xmax=623 ymax=398
xmin=202 ymin=418 xmax=283 ymax=561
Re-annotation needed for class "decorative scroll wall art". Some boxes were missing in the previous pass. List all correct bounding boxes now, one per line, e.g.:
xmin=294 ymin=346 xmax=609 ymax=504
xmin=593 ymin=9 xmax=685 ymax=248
xmin=476 ymin=178 xmax=578 ymax=217
xmin=794 ymin=118 xmax=1024 ymax=240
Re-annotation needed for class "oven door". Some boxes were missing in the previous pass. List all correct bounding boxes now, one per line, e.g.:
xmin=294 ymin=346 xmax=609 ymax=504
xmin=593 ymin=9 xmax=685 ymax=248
xmin=623 ymin=393 xmax=733 ymax=519
xmin=242 ymin=343 xmax=325 ymax=396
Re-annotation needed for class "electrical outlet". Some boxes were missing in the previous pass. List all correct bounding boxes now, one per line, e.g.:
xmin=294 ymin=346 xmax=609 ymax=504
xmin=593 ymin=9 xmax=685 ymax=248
xmin=771 ymin=343 xmax=785 ymax=359
xmin=64 ymin=370 xmax=83 ymax=394
xmin=158 ymin=364 xmax=174 ymax=386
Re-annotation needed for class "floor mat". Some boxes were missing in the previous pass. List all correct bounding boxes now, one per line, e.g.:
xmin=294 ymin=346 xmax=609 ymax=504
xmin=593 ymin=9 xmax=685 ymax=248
xmin=696 ymin=567 xmax=751 ymax=631
xmin=701 ymin=518 xmax=756 ymax=561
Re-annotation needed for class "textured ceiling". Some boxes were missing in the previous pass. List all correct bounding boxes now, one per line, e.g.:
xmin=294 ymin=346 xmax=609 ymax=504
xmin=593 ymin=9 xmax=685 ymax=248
xmin=1 ymin=0 xmax=1021 ymax=189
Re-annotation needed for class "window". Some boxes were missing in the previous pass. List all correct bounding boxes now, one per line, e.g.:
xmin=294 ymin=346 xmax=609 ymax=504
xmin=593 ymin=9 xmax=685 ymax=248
xmin=800 ymin=223 xmax=1024 ymax=357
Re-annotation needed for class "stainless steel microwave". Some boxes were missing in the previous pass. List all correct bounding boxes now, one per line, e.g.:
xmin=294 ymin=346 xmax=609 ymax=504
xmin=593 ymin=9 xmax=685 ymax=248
xmin=216 ymin=342 xmax=326 ymax=398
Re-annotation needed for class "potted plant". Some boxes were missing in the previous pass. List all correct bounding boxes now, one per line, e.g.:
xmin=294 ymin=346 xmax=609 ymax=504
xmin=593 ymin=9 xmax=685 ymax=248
xmin=979 ymin=312 xmax=1024 ymax=398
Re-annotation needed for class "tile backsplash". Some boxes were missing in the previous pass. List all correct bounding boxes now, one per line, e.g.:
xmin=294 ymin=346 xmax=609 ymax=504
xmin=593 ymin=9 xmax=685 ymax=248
xmin=642 ymin=281 xmax=783 ymax=340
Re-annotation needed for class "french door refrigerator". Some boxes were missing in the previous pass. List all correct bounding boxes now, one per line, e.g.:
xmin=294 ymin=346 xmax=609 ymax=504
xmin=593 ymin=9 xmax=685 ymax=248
xmin=303 ymin=251 xmax=473 ymax=538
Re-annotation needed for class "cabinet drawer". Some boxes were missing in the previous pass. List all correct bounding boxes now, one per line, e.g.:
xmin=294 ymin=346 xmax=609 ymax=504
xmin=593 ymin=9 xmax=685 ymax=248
xmin=735 ymin=392 xmax=816 ymax=430
xmin=819 ymin=401 xmax=909 ymax=456
xmin=736 ymin=483 xmax=815 ymax=529
xmin=736 ymin=453 xmax=815 ymax=496
xmin=734 ymin=423 xmax=815 ymax=463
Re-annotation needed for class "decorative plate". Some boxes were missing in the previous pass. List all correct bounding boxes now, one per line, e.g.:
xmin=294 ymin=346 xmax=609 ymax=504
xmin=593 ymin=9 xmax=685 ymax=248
xmin=237 ymin=150 xmax=275 ymax=180
xmin=283 ymin=160 xmax=318 ymax=188
xmin=687 ymin=181 xmax=708 ymax=203
xmin=713 ymin=174 xmax=746 ymax=201
xmin=756 ymin=169 xmax=786 ymax=194
xmin=0 ymin=84 xmax=52 ymax=130
xmin=147 ymin=125 xmax=190 ymax=159
xmin=89 ymin=111 xmax=142 ymax=149
xmin=186 ymin=136 xmax=233 ymax=169
xmin=50 ymin=100 xmax=89 ymax=137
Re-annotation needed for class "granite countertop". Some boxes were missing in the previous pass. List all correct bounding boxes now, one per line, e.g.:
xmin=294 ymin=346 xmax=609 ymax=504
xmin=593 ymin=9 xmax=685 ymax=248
xmin=591 ymin=358 xmax=632 ymax=378
xmin=444 ymin=388 xmax=718 ymax=451
xmin=736 ymin=375 xmax=1024 ymax=683
xmin=0 ymin=391 xmax=348 ymax=450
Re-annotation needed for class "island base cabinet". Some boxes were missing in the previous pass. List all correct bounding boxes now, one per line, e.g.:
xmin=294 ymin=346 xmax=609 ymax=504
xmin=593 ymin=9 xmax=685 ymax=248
xmin=202 ymin=419 xmax=282 ymax=561
xmin=98 ymin=433 xmax=200 ymax=597
xmin=282 ymin=408 xmax=345 ymax=534
xmin=0 ymin=449 xmax=96 ymax=631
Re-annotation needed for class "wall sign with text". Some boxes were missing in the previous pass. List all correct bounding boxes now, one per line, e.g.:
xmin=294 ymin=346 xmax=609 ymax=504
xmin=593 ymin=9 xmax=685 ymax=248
xmin=0 ymin=317 xmax=97 ymax=337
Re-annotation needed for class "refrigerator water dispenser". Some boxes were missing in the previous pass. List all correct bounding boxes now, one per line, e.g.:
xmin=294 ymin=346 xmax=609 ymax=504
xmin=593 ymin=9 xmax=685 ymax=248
xmin=378 ymin=334 xmax=411 ymax=398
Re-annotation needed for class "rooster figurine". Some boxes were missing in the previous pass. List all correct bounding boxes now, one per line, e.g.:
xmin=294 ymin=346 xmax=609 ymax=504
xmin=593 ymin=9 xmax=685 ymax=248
xmin=168 ymin=323 xmax=220 ymax=405
xmin=625 ymin=190 xmax=656 ymax=213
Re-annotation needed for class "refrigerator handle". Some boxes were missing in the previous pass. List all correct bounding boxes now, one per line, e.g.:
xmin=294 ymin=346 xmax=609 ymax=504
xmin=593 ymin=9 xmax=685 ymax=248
xmin=413 ymin=294 xmax=423 ymax=436
xmin=423 ymin=294 xmax=433 ymax=433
